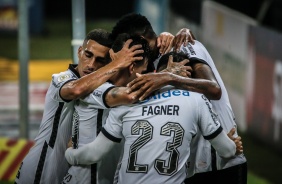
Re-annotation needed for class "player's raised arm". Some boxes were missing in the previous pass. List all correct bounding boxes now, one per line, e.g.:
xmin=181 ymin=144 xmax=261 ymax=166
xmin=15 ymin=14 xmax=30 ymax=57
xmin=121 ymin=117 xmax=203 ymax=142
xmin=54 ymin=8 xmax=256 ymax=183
xmin=61 ymin=39 xmax=144 ymax=101
xmin=127 ymin=52 xmax=221 ymax=101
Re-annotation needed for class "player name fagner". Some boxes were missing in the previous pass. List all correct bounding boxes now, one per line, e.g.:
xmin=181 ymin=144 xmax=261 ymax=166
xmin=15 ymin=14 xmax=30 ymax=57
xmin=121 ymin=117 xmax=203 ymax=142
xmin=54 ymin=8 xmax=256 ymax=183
xmin=142 ymin=105 xmax=179 ymax=116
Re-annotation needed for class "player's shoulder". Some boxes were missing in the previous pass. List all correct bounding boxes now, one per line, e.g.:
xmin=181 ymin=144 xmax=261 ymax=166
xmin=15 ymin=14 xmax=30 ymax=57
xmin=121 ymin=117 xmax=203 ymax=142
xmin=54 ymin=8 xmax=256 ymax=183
xmin=180 ymin=40 xmax=207 ymax=59
xmin=52 ymin=70 xmax=78 ymax=85
xmin=189 ymin=92 xmax=209 ymax=103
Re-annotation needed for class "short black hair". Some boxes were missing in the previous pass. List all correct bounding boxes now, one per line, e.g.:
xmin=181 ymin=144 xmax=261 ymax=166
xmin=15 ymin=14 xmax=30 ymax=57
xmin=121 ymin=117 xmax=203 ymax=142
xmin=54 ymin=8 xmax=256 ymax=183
xmin=157 ymin=51 xmax=189 ymax=72
xmin=111 ymin=33 xmax=154 ymax=73
xmin=111 ymin=13 xmax=156 ymax=41
xmin=84 ymin=28 xmax=113 ymax=48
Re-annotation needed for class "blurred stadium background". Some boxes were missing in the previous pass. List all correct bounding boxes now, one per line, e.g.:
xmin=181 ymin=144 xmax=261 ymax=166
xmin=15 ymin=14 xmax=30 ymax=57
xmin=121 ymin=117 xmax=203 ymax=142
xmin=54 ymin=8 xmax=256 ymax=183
xmin=0 ymin=0 xmax=282 ymax=183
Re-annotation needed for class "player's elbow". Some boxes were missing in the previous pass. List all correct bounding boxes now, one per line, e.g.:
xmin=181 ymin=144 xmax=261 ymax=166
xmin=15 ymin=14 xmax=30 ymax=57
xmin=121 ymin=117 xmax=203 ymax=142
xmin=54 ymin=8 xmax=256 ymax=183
xmin=218 ymin=144 xmax=236 ymax=158
xmin=70 ymin=87 xmax=85 ymax=99
xmin=212 ymin=86 xmax=222 ymax=100
xmin=206 ymin=83 xmax=221 ymax=100
xmin=61 ymin=85 xmax=85 ymax=100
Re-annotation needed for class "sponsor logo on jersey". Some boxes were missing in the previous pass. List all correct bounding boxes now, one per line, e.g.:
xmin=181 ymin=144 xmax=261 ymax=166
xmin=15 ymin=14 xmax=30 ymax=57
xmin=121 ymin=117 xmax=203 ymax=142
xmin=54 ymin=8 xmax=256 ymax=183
xmin=139 ymin=89 xmax=190 ymax=104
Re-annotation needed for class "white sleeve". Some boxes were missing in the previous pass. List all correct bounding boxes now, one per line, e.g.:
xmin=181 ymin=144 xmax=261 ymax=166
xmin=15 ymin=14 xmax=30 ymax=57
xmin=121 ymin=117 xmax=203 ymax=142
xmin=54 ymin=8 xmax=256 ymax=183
xmin=51 ymin=70 xmax=78 ymax=102
xmin=197 ymin=94 xmax=221 ymax=138
xmin=209 ymin=131 xmax=236 ymax=158
xmin=80 ymin=82 xmax=115 ymax=109
xmin=65 ymin=132 xmax=118 ymax=165
xmin=197 ymin=95 xmax=236 ymax=158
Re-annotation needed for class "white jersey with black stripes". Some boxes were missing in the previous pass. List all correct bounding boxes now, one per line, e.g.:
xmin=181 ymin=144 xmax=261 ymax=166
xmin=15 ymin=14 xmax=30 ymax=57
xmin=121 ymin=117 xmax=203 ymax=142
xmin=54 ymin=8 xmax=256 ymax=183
xmin=179 ymin=40 xmax=247 ymax=175
xmin=15 ymin=64 xmax=79 ymax=184
xmin=102 ymin=86 xmax=225 ymax=184
xmin=62 ymin=82 xmax=120 ymax=184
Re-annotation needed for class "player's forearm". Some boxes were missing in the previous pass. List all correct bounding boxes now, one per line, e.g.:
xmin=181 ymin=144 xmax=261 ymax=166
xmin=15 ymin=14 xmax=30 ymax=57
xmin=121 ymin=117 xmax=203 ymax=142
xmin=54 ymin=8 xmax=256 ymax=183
xmin=65 ymin=132 xmax=116 ymax=165
xmin=209 ymin=131 xmax=236 ymax=158
xmin=61 ymin=62 xmax=124 ymax=100
xmin=105 ymin=87 xmax=138 ymax=107
xmin=169 ymin=74 xmax=221 ymax=100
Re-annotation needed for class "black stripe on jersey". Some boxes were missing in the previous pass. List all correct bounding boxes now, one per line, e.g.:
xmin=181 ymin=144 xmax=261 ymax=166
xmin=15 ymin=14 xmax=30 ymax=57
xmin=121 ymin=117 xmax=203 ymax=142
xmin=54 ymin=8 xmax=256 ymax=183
xmin=101 ymin=128 xmax=122 ymax=143
xmin=49 ymin=102 xmax=64 ymax=148
xmin=211 ymin=146 xmax=217 ymax=171
xmin=102 ymin=86 xmax=116 ymax=108
xmin=91 ymin=163 xmax=97 ymax=184
xmin=34 ymin=141 xmax=48 ymax=184
xmin=97 ymin=109 xmax=104 ymax=135
xmin=69 ymin=64 xmax=80 ymax=78
xmin=58 ymin=64 xmax=80 ymax=103
xmin=203 ymin=126 xmax=223 ymax=140
xmin=189 ymin=57 xmax=209 ymax=67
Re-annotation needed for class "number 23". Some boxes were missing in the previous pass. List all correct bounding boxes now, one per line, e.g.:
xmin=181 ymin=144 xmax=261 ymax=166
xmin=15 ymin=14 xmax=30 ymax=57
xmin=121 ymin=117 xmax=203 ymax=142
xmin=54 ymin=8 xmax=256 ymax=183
xmin=127 ymin=120 xmax=184 ymax=176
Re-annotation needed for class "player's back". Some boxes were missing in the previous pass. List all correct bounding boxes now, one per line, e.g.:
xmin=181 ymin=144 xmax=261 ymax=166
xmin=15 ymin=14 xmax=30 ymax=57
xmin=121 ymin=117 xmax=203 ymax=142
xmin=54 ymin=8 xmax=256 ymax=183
xmin=108 ymin=86 xmax=219 ymax=184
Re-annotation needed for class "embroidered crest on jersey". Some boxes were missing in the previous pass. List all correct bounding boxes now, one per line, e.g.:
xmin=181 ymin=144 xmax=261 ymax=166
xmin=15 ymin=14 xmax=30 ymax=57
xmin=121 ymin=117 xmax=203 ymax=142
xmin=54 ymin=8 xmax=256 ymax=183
xmin=58 ymin=74 xmax=71 ymax=82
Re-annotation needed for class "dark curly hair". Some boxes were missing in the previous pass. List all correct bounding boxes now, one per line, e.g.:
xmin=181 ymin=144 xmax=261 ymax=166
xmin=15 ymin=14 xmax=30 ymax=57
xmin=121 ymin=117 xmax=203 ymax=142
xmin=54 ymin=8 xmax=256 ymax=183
xmin=84 ymin=28 xmax=113 ymax=48
xmin=110 ymin=13 xmax=157 ymax=41
xmin=157 ymin=51 xmax=189 ymax=72
xmin=111 ymin=33 xmax=153 ymax=71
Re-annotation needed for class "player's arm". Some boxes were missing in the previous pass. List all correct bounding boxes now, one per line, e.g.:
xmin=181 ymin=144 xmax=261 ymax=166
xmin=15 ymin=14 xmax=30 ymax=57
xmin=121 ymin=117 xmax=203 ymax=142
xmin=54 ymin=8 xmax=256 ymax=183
xmin=169 ymin=62 xmax=221 ymax=100
xmin=104 ymin=86 xmax=139 ymax=108
xmin=208 ymin=130 xmax=236 ymax=158
xmin=198 ymin=95 xmax=236 ymax=158
xmin=127 ymin=59 xmax=221 ymax=101
xmin=65 ymin=131 xmax=118 ymax=165
xmin=60 ymin=39 xmax=144 ymax=101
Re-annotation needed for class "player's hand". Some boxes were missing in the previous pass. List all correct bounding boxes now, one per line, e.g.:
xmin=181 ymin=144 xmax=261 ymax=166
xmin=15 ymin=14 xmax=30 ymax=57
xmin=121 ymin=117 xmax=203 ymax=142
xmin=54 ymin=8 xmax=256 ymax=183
xmin=157 ymin=32 xmax=174 ymax=55
xmin=173 ymin=28 xmax=196 ymax=52
xmin=227 ymin=128 xmax=243 ymax=155
xmin=162 ymin=55 xmax=192 ymax=78
xmin=127 ymin=72 xmax=171 ymax=101
xmin=109 ymin=39 xmax=144 ymax=68
xmin=67 ymin=138 xmax=72 ymax=148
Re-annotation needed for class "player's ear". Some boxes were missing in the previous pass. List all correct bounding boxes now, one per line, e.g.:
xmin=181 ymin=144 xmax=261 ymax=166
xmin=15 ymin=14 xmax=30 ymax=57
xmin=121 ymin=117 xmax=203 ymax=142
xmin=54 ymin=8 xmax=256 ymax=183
xmin=77 ymin=46 xmax=83 ymax=57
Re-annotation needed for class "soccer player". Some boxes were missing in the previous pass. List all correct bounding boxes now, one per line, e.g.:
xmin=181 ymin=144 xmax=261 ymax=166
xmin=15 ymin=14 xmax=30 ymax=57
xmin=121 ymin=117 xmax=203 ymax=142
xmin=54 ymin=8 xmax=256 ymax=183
xmin=64 ymin=52 xmax=241 ymax=184
xmin=110 ymin=12 xmax=246 ymax=184
xmin=14 ymin=29 xmax=144 ymax=184
xmin=61 ymin=33 xmax=152 ymax=184
xmin=126 ymin=31 xmax=248 ymax=183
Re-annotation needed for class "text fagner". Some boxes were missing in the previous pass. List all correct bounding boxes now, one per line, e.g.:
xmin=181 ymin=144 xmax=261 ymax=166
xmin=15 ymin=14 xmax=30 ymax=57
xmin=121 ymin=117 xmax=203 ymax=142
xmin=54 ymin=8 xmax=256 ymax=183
xmin=142 ymin=105 xmax=179 ymax=116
